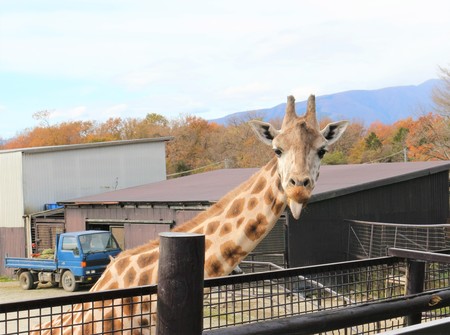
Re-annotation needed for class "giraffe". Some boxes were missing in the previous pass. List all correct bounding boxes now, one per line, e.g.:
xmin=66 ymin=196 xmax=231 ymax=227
xmin=33 ymin=95 xmax=348 ymax=334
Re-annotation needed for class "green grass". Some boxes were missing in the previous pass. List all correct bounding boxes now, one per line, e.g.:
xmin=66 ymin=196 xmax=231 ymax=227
xmin=0 ymin=275 xmax=14 ymax=282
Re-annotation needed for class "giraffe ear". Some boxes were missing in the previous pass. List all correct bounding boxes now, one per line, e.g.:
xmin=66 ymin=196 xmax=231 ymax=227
xmin=321 ymin=120 xmax=349 ymax=146
xmin=249 ymin=120 xmax=280 ymax=146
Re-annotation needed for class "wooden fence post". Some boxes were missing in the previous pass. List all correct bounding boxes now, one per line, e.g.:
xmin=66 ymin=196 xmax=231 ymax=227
xmin=156 ymin=232 xmax=205 ymax=335
xmin=405 ymin=259 xmax=425 ymax=326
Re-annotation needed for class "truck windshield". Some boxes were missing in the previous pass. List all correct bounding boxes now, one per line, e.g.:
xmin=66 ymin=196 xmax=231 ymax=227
xmin=78 ymin=233 xmax=119 ymax=253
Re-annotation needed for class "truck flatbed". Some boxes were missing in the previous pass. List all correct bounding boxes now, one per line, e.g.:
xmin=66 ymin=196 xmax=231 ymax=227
xmin=5 ymin=257 xmax=57 ymax=271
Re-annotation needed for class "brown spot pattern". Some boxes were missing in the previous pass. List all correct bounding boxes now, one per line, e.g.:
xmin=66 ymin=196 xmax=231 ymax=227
xmin=226 ymin=198 xmax=245 ymax=218
xmin=106 ymin=282 xmax=119 ymax=290
xmin=194 ymin=227 xmax=204 ymax=234
xmin=205 ymin=239 xmax=213 ymax=251
xmin=219 ymin=222 xmax=232 ymax=236
xmin=251 ymin=177 xmax=267 ymax=194
xmin=114 ymin=319 xmax=123 ymax=333
xmin=247 ymin=197 xmax=258 ymax=211
xmin=220 ymin=241 xmax=247 ymax=266
xmin=115 ymin=257 xmax=130 ymax=271
xmin=142 ymin=297 xmax=151 ymax=313
xmin=137 ymin=252 xmax=158 ymax=268
xmin=276 ymin=178 xmax=284 ymax=193
xmin=244 ymin=214 xmax=269 ymax=241
xmin=272 ymin=199 xmax=285 ymax=216
xmin=205 ymin=255 xmax=225 ymax=277
xmin=206 ymin=221 xmax=220 ymax=235
xmin=100 ymin=311 xmax=113 ymax=333
xmin=264 ymin=186 xmax=275 ymax=206
xmin=139 ymin=318 xmax=150 ymax=326
xmin=93 ymin=301 xmax=104 ymax=309
xmin=123 ymin=266 xmax=137 ymax=286
xmin=137 ymin=272 xmax=150 ymax=286
xmin=123 ymin=297 xmax=133 ymax=315
xmin=236 ymin=217 xmax=245 ymax=228
xmin=98 ymin=270 xmax=112 ymax=287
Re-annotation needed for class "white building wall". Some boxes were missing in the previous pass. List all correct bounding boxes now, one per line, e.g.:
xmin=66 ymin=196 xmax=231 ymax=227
xmin=22 ymin=141 xmax=167 ymax=213
xmin=0 ymin=152 xmax=24 ymax=228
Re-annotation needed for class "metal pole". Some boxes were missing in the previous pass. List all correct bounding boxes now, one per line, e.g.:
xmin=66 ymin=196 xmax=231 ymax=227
xmin=157 ymin=232 xmax=205 ymax=335
xmin=405 ymin=259 xmax=425 ymax=326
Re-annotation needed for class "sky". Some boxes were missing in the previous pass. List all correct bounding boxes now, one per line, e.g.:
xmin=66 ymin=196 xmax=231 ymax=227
xmin=0 ymin=0 xmax=449 ymax=139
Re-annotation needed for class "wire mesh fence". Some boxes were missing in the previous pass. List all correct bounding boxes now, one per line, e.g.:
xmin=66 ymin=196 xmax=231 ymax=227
xmin=347 ymin=220 xmax=450 ymax=259
xmin=0 ymin=285 xmax=158 ymax=335
xmin=203 ymin=257 xmax=407 ymax=332
xmin=2 ymin=255 xmax=450 ymax=334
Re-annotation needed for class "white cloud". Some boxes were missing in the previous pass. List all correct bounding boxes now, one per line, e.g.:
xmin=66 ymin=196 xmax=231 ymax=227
xmin=221 ymin=82 xmax=273 ymax=98
xmin=103 ymin=104 xmax=128 ymax=118
xmin=1 ymin=0 xmax=450 ymax=138
xmin=117 ymin=70 xmax=160 ymax=90
xmin=51 ymin=106 xmax=88 ymax=120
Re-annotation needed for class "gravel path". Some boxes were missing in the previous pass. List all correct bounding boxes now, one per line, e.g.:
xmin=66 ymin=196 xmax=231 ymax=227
xmin=0 ymin=281 xmax=90 ymax=304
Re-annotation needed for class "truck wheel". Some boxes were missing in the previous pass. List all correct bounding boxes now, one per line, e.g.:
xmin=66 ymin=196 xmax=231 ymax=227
xmin=19 ymin=271 xmax=37 ymax=290
xmin=61 ymin=271 xmax=79 ymax=292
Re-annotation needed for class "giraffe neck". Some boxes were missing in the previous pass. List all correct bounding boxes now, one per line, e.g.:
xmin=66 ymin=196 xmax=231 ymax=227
xmin=176 ymin=157 xmax=287 ymax=277
xmin=90 ymin=157 xmax=286 ymax=292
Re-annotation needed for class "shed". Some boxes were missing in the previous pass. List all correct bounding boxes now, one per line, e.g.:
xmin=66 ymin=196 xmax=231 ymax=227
xmin=58 ymin=161 xmax=449 ymax=268
xmin=0 ymin=137 xmax=171 ymax=275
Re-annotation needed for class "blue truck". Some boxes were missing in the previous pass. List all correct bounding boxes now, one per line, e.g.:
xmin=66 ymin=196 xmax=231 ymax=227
xmin=5 ymin=230 xmax=122 ymax=292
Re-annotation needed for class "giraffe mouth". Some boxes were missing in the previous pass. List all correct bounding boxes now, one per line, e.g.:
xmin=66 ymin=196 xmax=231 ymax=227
xmin=285 ymin=186 xmax=311 ymax=220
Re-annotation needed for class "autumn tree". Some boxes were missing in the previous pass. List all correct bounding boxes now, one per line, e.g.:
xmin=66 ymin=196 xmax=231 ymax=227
xmin=222 ymin=122 xmax=272 ymax=169
xmin=319 ymin=118 xmax=364 ymax=165
xmin=2 ymin=121 xmax=96 ymax=149
xmin=406 ymin=113 xmax=449 ymax=160
xmin=166 ymin=115 xmax=226 ymax=176
xmin=32 ymin=110 xmax=51 ymax=127
xmin=4 ymin=85 xmax=448 ymax=176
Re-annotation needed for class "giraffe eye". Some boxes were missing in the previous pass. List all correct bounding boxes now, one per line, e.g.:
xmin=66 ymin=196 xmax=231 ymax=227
xmin=318 ymin=148 xmax=327 ymax=159
xmin=273 ymin=148 xmax=283 ymax=157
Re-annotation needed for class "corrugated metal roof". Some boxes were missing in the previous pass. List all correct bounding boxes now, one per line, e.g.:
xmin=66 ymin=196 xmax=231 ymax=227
xmin=0 ymin=137 xmax=173 ymax=155
xmin=61 ymin=161 xmax=450 ymax=205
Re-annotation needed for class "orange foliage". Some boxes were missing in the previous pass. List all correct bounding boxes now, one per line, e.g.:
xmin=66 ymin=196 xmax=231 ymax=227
xmin=406 ymin=113 xmax=449 ymax=161
xmin=1 ymin=109 xmax=448 ymax=175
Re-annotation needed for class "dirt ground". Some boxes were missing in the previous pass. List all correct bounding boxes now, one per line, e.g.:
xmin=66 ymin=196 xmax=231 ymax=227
xmin=0 ymin=280 xmax=90 ymax=304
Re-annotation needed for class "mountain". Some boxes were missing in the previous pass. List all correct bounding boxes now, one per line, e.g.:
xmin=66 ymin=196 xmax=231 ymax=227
xmin=211 ymin=79 xmax=442 ymax=125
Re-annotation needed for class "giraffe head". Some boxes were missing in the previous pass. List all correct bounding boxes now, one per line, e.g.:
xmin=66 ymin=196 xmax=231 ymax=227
xmin=249 ymin=95 xmax=348 ymax=219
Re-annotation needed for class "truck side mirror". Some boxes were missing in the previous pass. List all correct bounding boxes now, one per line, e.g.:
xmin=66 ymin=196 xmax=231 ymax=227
xmin=73 ymin=247 xmax=80 ymax=256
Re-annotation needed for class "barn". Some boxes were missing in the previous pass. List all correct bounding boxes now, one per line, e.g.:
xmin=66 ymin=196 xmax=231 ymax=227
xmin=59 ymin=160 xmax=450 ymax=268
xmin=0 ymin=138 xmax=170 ymax=275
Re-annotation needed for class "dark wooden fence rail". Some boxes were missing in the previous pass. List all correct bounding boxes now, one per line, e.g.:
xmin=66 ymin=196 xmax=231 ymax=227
xmin=202 ymin=288 xmax=450 ymax=335
xmin=2 ymin=246 xmax=450 ymax=334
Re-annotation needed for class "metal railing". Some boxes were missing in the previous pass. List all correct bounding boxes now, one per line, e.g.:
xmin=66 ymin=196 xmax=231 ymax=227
xmin=0 ymin=285 xmax=158 ymax=334
xmin=347 ymin=220 xmax=450 ymax=259
xmin=2 ymin=250 xmax=450 ymax=334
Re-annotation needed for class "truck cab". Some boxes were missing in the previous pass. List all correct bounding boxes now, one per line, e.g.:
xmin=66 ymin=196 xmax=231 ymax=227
xmin=56 ymin=231 xmax=122 ymax=290
xmin=5 ymin=230 xmax=122 ymax=291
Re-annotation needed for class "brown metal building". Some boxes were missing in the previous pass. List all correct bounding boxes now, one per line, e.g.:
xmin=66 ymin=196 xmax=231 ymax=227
xmin=59 ymin=161 xmax=450 ymax=268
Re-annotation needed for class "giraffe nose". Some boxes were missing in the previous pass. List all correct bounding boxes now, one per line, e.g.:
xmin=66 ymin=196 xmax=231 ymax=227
xmin=289 ymin=177 xmax=312 ymax=188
